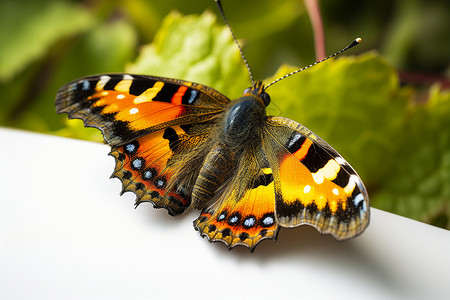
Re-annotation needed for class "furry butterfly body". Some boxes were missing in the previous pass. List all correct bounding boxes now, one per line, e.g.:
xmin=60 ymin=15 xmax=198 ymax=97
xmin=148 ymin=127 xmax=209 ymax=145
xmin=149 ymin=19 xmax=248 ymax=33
xmin=56 ymin=73 xmax=369 ymax=251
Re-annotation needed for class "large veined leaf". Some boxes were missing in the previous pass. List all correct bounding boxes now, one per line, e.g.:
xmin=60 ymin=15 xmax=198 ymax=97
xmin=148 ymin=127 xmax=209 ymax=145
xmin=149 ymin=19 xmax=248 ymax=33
xmin=127 ymin=11 xmax=251 ymax=99
xmin=373 ymin=87 xmax=450 ymax=229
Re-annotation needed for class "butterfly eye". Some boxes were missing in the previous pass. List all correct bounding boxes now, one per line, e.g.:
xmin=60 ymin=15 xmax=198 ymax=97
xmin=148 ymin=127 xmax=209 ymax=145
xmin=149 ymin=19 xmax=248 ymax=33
xmin=243 ymin=87 xmax=252 ymax=95
xmin=261 ymin=92 xmax=271 ymax=106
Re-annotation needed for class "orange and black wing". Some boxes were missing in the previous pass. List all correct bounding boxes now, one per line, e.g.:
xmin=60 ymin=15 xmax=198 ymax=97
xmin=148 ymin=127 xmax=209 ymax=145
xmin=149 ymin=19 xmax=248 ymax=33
xmin=56 ymin=74 xmax=230 ymax=215
xmin=193 ymin=147 xmax=279 ymax=251
xmin=194 ymin=116 xmax=369 ymax=251
xmin=264 ymin=116 xmax=369 ymax=240
xmin=109 ymin=124 xmax=211 ymax=215
xmin=55 ymin=74 xmax=229 ymax=146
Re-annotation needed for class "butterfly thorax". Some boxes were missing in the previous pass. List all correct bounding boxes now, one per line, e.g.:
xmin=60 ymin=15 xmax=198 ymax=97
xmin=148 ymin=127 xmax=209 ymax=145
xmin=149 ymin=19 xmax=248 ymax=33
xmin=222 ymin=96 xmax=265 ymax=144
xmin=221 ymin=82 xmax=268 ymax=147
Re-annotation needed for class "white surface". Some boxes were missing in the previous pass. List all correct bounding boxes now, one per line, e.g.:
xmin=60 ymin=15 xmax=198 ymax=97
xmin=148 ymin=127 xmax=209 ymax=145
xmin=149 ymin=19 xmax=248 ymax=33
xmin=0 ymin=127 xmax=449 ymax=300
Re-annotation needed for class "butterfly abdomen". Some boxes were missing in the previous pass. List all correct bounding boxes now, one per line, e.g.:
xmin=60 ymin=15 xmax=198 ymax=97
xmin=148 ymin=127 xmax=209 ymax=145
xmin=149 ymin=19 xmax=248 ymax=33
xmin=191 ymin=144 xmax=233 ymax=209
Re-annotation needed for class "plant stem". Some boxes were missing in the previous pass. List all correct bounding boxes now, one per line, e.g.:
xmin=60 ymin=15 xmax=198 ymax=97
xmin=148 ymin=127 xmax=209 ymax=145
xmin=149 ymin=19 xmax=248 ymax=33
xmin=304 ymin=0 xmax=325 ymax=60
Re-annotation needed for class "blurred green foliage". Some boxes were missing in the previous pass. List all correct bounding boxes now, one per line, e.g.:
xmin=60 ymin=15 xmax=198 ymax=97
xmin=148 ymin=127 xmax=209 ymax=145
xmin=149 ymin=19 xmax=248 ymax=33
xmin=0 ymin=0 xmax=449 ymax=229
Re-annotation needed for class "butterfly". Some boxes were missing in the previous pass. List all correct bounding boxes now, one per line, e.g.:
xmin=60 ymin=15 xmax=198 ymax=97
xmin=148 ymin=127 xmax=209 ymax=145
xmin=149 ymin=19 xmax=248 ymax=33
xmin=55 ymin=3 xmax=369 ymax=252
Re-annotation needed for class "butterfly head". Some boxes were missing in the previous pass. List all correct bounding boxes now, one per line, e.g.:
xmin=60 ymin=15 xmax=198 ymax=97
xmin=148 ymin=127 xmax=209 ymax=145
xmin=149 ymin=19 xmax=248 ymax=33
xmin=243 ymin=81 xmax=271 ymax=107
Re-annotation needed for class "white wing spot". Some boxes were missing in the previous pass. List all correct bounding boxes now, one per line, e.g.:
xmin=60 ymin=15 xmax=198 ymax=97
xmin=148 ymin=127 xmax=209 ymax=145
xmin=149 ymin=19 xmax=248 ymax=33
xmin=244 ymin=217 xmax=256 ymax=227
xmin=125 ymin=143 xmax=136 ymax=153
xmin=117 ymin=94 xmax=125 ymax=99
xmin=132 ymin=159 xmax=142 ymax=169
xmin=129 ymin=107 xmax=139 ymax=114
xmin=344 ymin=174 xmax=358 ymax=195
xmin=188 ymin=90 xmax=198 ymax=104
xmin=332 ymin=188 xmax=339 ymax=195
xmin=287 ymin=132 xmax=302 ymax=150
xmin=323 ymin=159 xmax=340 ymax=180
xmin=263 ymin=216 xmax=274 ymax=226
xmin=156 ymin=179 xmax=165 ymax=188
xmin=353 ymin=193 xmax=365 ymax=206
xmin=218 ymin=212 xmax=226 ymax=221
xmin=335 ymin=156 xmax=347 ymax=165
xmin=229 ymin=216 xmax=238 ymax=224
xmin=123 ymin=74 xmax=134 ymax=80
xmin=97 ymin=75 xmax=111 ymax=90
xmin=303 ymin=185 xmax=311 ymax=194
xmin=143 ymin=170 xmax=153 ymax=180
xmin=81 ymin=80 xmax=90 ymax=91
xmin=312 ymin=170 xmax=324 ymax=184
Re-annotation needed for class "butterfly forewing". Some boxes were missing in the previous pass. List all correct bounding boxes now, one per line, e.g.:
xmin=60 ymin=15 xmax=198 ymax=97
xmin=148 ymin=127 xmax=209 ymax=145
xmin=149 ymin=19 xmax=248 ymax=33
xmin=55 ymin=74 xmax=229 ymax=146
xmin=264 ymin=117 xmax=369 ymax=240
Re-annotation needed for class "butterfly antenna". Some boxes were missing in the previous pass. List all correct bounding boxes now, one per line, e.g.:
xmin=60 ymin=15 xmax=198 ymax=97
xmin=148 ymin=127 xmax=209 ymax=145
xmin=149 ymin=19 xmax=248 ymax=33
xmin=215 ymin=0 xmax=255 ymax=85
xmin=265 ymin=38 xmax=362 ymax=89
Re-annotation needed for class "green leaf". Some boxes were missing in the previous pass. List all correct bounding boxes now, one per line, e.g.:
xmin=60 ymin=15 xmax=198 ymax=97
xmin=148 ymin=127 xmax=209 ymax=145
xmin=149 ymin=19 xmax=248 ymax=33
xmin=266 ymin=52 xmax=411 ymax=183
xmin=372 ymin=86 xmax=450 ymax=229
xmin=53 ymin=119 xmax=104 ymax=143
xmin=127 ymin=11 xmax=250 ymax=99
xmin=0 ymin=0 xmax=93 ymax=82
xmin=1 ymin=18 xmax=138 ymax=137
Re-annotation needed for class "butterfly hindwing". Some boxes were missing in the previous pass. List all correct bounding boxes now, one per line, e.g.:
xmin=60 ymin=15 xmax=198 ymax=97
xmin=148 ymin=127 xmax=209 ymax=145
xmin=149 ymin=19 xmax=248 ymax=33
xmin=55 ymin=74 xmax=230 ymax=146
xmin=110 ymin=126 xmax=193 ymax=215
xmin=193 ymin=146 xmax=279 ymax=250
xmin=264 ymin=117 xmax=369 ymax=240
xmin=194 ymin=179 xmax=279 ymax=251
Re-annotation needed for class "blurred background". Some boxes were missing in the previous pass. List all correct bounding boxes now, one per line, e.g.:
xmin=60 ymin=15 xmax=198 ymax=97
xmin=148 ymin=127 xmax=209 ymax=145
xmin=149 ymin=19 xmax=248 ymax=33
xmin=0 ymin=0 xmax=449 ymax=228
